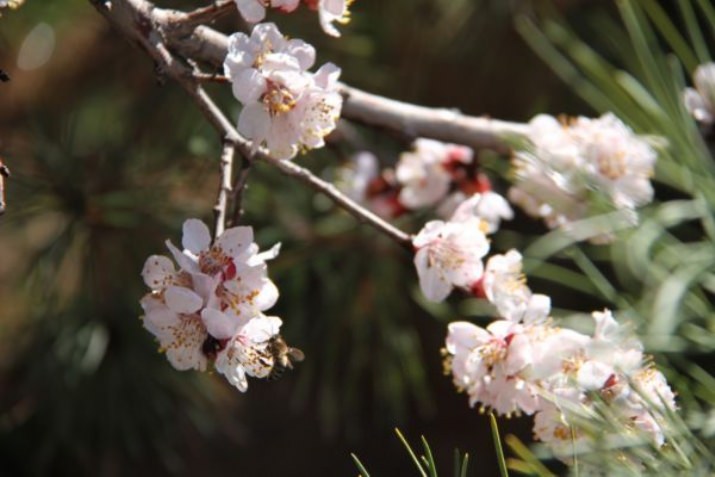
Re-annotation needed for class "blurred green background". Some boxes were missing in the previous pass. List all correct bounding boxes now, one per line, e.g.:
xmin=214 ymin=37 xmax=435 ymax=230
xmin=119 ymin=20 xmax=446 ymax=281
xmin=1 ymin=0 xmax=714 ymax=475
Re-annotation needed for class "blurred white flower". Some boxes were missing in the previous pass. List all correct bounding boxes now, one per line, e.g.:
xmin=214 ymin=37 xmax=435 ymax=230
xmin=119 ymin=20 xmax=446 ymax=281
xmin=684 ymin=62 xmax=715 ymax=126
xmin=224 ymin=23 xmax=342 ymax=159
xmin=413 ymin=218 xmax=489 ymax=302
xmin=509 ymin=113 xmax=656 ymax=242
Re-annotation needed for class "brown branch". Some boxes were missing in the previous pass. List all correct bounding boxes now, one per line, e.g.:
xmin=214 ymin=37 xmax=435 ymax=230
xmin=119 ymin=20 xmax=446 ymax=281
xmin=228 ymin=155 xmax=252 ymax=227
xmin=91 ymin=0 xmax=413 ymax=248
xmin=158 ymin=0 xmax=235 ymax=31
xmin=0 ymin=159 xmax=9 ymax=216
xmin=213 ymin=140 xmax=234 ymax=237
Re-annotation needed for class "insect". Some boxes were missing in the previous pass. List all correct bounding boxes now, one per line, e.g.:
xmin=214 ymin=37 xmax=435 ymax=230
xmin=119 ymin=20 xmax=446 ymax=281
xmin=0 ymin=159 xmax=10 ymax=215
xmin=266 ymin=335 xmax=305 ymax=380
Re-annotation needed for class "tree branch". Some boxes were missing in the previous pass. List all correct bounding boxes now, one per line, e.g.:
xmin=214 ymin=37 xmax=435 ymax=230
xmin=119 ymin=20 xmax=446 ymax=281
xmin=92 ymin=0 xmax=413 ymax=248
xmin=228 ymin=154 xmax=252 ymax=227
xmin=213 ymin=139 xmax=234 ymax=237
xmin=129 ymin=0 xmax=530 ymax=152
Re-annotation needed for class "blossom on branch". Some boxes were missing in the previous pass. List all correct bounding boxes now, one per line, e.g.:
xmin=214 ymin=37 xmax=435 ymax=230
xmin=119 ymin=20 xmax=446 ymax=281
xmin=140 ymin=218 xmax=294 ymax=391
xmin=509 ymin=113 xmax=657 ymax=242
xmin=445 ymin=309 xmax=677 ymax=463
xmin=412 ymin=218 xmax=489 ymax=302
xmin=224 ymin=23 xmax=342 ymax=159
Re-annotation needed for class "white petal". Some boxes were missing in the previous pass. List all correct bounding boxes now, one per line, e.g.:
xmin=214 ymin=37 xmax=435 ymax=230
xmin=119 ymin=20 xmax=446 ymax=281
xmin=414 ymin=248 xmax=452 ymax=302
xmin=165 ymin=240 xmax=199 ymax=273
xmin=182 ymin=219 xmax=211 ymax=254
xmin=141 ymin=255 xmax=175 ymax=289
xmin=285 ymin=39 xmax=316 ymax=70
xmin=202 ymin=308 xmax=241 ymax=340
xmin=252 ymin=279 xmax=279 ymax=311
xmin=313 ymin=62 xmax=341 ymax=89
xmin=248 ymin=242 xmax=281 ymax=266
xmin=235 ymin=0 xmax=266 ymax=23
xmin=232 ymin=68 xmax=266 ymax=104
xmin=216 ymin=226 xmax=253 ymax=259
xmin=165 ymin=285 xmax=203 ymax=314
xmin=242 ymin=314 xmax=282 ymax=342
xmin=523 ymin=294 xmax=551 ymax=324
xmin=238 ymin=103 xmax=271 ymax=148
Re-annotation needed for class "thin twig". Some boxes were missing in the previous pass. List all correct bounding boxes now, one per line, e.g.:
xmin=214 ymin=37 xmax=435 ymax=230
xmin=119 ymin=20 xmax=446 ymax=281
xmin=91 ymin=0 xmax=413 ymax=248
xmin=193 ymin=72 xmax=229 ymax=83
xmin=213 ymin=140 xmax=234 ymax=237
xmin=160 ymin=0 xmax=234 ymax=31
xmin=229 ymin=154 xmax=252 ymax=227
xmin=0 ymin=159 xmax=9 ymax=216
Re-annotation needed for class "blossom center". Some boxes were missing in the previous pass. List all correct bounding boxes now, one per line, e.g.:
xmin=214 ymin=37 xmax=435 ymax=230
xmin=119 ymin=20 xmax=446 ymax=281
xmin=263 ymin=80 xmax=297 ymax=116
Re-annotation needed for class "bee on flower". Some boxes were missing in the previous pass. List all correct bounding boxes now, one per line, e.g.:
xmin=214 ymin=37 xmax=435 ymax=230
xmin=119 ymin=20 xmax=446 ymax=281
xmin=139 ymin=219 xmax=301 ymax=391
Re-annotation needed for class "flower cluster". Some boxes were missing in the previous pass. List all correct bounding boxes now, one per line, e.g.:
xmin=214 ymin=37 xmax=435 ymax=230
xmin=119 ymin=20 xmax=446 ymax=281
xmin=684 ymin=62 xmax=715 ymax=127
xmin=444 ymin=251 xmax=676 ymax=461
xmin=234 ymin=0 xmax=352 ymax=37
xmin=509 ymin=113 xmax=657 ymax=242
xmin=224 ymin=23 xmax=343 ymax=160
xmin=140 ymin=219 xmax=293 ymax=392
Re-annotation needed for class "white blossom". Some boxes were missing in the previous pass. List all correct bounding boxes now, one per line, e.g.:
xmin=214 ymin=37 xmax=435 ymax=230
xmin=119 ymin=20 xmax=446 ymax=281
xmin=413 ymin=218 xmax=489 ymax=302
xmin=684 ymin=62 xmax=715 ymax=126
xmin=224 ymin=23 xmax=342 ymax=160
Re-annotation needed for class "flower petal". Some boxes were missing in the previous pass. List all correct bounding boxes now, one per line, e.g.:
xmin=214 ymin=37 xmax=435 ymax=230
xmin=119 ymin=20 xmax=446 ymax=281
xmin=202 ymin=308 xmax=241 ymax=340
xmin=165 ymin=285 xmax=203 ymax=314
xmin=182 ymin=219 xmax=211 ymax=254
xmin=141 ymin=255 xmax=175 ymax=289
